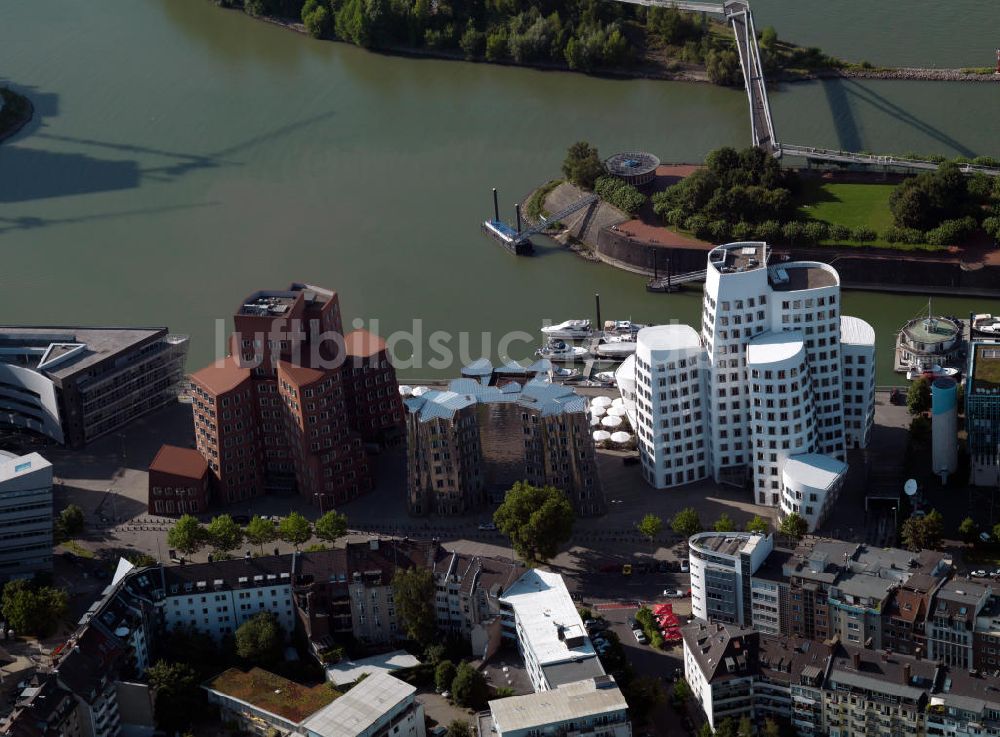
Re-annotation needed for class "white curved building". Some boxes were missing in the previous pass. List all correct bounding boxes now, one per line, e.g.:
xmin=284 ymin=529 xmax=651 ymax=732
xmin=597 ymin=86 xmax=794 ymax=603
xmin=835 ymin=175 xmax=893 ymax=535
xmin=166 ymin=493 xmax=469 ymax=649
xmin=618 ymin=243 xmax=874 ymax=531
xmin=841 ymin=316 xmax=876 ymax=449
xmin=747 ymin=331 xmax=815 ymax=505
xmin=780 ymin=453 xmax=847 ymax=530
xmin=620 ymin=325 xmax=706 ymax=489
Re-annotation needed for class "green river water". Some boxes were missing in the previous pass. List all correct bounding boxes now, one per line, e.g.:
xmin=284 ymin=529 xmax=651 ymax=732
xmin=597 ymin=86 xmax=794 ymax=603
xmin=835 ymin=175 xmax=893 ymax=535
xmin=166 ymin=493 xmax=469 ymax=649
xmin=1 ymin=0 xmax=998 ymax=383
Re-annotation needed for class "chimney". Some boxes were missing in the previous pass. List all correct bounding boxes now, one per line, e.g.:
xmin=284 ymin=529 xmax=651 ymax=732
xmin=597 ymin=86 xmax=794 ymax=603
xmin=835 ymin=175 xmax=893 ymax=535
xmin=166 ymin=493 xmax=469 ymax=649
xmin=851 ymin=651 xmax=861 ymax=669
xmin=903 ymin=663 xmax=912 ymax=684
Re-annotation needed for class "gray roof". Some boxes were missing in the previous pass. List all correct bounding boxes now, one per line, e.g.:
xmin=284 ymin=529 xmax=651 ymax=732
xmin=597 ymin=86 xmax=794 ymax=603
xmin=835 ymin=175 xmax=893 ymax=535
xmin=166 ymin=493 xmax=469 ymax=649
xmin=828 ymin=668 xmax=926 ymax=701
xmin=542 ymin=657 xmax=608 ymax=688
xmin=488 ymin=676 xmax=628 ymax=734
xmin=405 ymin=377 xmax=587 ymax=423
xmin=299 ymin=672 xmax=415 ymax=737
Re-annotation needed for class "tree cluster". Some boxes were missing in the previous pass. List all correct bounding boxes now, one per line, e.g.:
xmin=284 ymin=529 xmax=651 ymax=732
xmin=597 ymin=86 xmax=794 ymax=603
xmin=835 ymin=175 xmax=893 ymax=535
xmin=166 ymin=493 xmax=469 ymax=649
xmin=493 ymin=482 xmax=575 ymax=563
xmin=392 ymin=566 xmax=437 ymax=644
xmin=595 ymin=175 xmax=647 ymax=215
xmin=890 ymin=162 xmax=974 ymax=232
xmin=562 ymin=141 xmax=605 ymax=190
xmin=166 ymin=510 xmax=349 ymax=557
xmin=901 ymin=509 xmax=944 ymax=552
xmin=0 ymin=579 xmax=68 ymax=637
xmin=653 ymin=147 xmax=798 ymax=237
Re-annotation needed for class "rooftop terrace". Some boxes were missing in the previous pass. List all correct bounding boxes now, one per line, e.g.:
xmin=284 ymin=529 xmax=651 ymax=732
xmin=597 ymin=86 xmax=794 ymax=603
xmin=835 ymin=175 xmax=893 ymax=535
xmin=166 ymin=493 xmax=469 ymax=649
xmin=972 ymin=343 xmax=1000 ymax=392
xmin=206 ymin=667 xmax=337 ymax=724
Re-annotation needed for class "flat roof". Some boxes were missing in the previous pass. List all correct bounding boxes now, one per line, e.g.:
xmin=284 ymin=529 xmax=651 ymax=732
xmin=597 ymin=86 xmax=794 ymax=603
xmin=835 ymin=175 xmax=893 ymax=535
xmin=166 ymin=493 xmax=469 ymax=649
xmin=500 ymin=570 xmax=598 ymax=667
xmin=746 ymin=331 xmax=804 ymax=366
xmin=901 ymin=315 xmax=961 ymax=345
xmin=206 ymin=668 xmax=336 ymax=724
xmin=709 ymin=242 xmax=768 ymax=274
xmin=782 ymin=453 xmax=847 ymax=490
xmin=768 ymin=262 xmax=838 ymax=291
xmin=300 ymin=672 xmax=414 ymax=737
xmin=324 ymin=651 xmax=421 ymax=687
xmin=840 ymin=315 xmax=876 ymax=346
xmin=971 ymin=343 xmax=1000 ymax=392
xmin=636 ymin=324 xmax=701 ymax=353
xmin=489 ymin=677 xmax=627 ymax=734
xmin=0 ymin=452 xmax=51 ymax=484
xmin=691 ymin=532 xmax=764 ymax=558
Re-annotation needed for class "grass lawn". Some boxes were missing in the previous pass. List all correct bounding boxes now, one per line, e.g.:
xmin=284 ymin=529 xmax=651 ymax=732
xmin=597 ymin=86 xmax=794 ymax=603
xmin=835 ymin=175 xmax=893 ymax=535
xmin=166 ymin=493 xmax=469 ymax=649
xmin=61 ymin=540 xmax=95 ymax=559
xmin=796 ymin=180 xmax=943 ymax=251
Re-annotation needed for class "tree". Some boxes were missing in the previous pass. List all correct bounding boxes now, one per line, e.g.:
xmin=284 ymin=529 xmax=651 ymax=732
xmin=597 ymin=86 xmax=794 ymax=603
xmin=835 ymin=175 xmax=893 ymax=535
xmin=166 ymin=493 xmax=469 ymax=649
xmin=983 ymin=216 xmax=1000 ymax=245
xmin=301 ymin=0 xmax=331 ymax=38
xmin=637 ymin=513 xmax=663 ymax=542
xmin=146 ymin=660 xmax=201 ymax=733
xmin=959 ymin=516 xmax=978 ymax=543
xmin=392 ymin=567 xmax=436 ymax=644
xmin=57 ymin=504 xmax=85 ymax=539
xmin=992 ymin=522 xmax=1000 ymax=542
xmin=562 ymin=141 xmax=605 ymax=190
xmin=746 ymin=514 xmax=770 ymax=535
xmin=737 ymin=715 xmax=753 ymax=737
xmin=706 ymin=47 xmax=741 ymax=85
xmin=901 ymin=509 xmax=945 ymax=551
xmin=206 ymin=514 xmax=244 ymax=556
xmin=244 ymin=515 xmax=277 ymax=555
xmin=623 ymin=676 xmax=665 ymax=721
xmin=450 ymin=662 xmax=489 ymax=709
xmin=447 ymin=721 xmax=472 ymax=737
xmin=713 ymin=513 xmax=736 ymax=532
xmin=715 ymin=718 xmax=738 ymax=737
xmin=1 ymin=580 xmax=68 ymax=637
xmin=168 ymin=514 xmax=206 ymax=556
xmin=697 ymin=724 xmax=714 ymax=737
xmin=235 ymin=612 xmax=283 ymax=666
xmin=493 ymin=482 xmax=574 ymax=563
xmin=907 ymin=377 xmax=932 ymax=415
xmin=671 ymin=677 xmax=691 ymax=705
xmin=763 ymin=719 xmax=781 ymax=737
xmin=779 ymin=512 xmax=808 ymax=540
xmin=315 ymin=510 xmax=349 ymax=545
xmin=671 ymin=507 xmax=702 ymax=539
xmin=125 ymin=551 xmax=157 ymax=568
xmin=435 ymin=660 xmax=456 ymax=693
xmin=277 ymin=511 xmax=312 ymax=549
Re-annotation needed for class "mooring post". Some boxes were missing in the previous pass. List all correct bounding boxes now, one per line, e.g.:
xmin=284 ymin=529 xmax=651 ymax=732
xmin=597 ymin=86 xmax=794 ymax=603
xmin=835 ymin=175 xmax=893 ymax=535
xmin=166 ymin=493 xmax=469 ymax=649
xmin=515 ymin=203 xmax=522 ymax=234
xmin=595 ymin=293 xmax=601 ymax=331
xmin=492 ymin=188 xmax=499 ymax=222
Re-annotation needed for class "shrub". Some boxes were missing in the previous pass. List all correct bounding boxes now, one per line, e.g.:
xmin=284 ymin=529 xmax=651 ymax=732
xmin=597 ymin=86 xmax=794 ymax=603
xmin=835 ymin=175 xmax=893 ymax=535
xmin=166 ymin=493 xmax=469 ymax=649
xmin=884 ymin=226 xmax=924 ymax=244
xmin=827 ymin=223 xmax=851 ymax=241
xmin=754 ymin=220 xmax=782 ymax=242
xmin=803 ymin=221 xmax=829 ymax=244
xmin=595 ymin=176 xmax=647 ymax=215
xmin=851 ymin=226 xmax=877 ymax=242
xmin=925 ymin=216 xmax=976 ymax=246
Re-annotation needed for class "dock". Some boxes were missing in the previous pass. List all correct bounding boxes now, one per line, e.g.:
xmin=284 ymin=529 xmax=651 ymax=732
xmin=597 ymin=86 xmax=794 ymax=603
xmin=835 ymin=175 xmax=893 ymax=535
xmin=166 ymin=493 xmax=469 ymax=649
xmin=482 ymin=187 xmax=597 ymax=257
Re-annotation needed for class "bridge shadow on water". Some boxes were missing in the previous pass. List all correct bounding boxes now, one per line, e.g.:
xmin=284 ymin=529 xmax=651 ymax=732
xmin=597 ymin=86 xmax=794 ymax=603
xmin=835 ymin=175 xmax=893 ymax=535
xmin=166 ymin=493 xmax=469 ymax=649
xmin=820 ymin=78 xmax=977 ymax=157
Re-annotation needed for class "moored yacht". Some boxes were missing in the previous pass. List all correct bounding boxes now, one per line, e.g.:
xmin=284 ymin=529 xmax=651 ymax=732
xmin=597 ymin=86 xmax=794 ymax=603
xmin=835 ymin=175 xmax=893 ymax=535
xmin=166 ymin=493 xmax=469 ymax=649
xmin=536 ymin=339 xmax=590 ymax=361
xmin=541 ymin=319 xmax=592 ymax=340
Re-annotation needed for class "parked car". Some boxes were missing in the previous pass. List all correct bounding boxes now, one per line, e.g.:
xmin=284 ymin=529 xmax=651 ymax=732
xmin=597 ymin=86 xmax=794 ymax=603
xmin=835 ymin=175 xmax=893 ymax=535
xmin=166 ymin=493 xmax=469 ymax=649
xmin=972 ymin=570 xmax=988 ymax=577
xmin=477 ymin=522 xmax=497 ymax=531
xmin=680 ymin=559 xmax=690 ymax=573
xmin=981 ymin=532 xmax=992 ymax=543
xmin=663 ymin=589 xmax=686 ymax=599
xmin=627 ymin=617 xmax=638 ymax=630
xmin=632 ymin=628 xmax=647 ymax=645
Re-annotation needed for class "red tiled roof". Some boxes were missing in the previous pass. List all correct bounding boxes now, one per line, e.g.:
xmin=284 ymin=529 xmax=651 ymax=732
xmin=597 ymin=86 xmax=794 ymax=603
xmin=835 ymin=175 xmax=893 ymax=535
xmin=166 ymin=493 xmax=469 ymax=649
xmin=278 ymin=360 xmax=326 ymax=387
xmin=191 ymin=355 xmax=251 ymax=395
xmin=344 ymin=329 xmax=387 ymax=358
xmin=149 ymin=444 xmax=208 ymax=479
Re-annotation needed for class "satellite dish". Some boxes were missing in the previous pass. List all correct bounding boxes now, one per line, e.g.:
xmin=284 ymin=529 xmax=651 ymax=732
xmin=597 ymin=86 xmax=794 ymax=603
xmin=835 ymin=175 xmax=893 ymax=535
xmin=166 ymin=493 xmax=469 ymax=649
xmin=904 ymin=479 xmax=918 ymax=496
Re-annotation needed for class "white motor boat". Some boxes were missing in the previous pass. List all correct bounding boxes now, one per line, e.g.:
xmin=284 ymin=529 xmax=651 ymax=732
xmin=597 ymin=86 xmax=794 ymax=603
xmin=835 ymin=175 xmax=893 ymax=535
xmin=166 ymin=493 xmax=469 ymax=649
xmin=906 ymin=363 xmax=959 ymax=381
xmin=593 ymin=371 xmax=617 ymax=385
xmin=536 ymin=339 xmax=590 ymax=361
xmin=593 ymin=336 xmax=637 ymax=358
xmin=603 ymin=320 xmax=646 ymax=337
xmin=552 ymin=366 xmax=581 ymax=380
xmin=973 ymin=314 xmax=1000 ymax=335
xmin=541 ymin=319 xmax=592 ymax=340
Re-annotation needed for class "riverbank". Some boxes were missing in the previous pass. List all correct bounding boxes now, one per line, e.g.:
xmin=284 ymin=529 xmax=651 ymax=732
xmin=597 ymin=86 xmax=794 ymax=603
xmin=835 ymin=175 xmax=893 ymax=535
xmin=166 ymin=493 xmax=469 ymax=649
xmin=223 ymin=6 xmax=998 ymax=86
xmin=0 ymin=87 xmax=33 ymax=143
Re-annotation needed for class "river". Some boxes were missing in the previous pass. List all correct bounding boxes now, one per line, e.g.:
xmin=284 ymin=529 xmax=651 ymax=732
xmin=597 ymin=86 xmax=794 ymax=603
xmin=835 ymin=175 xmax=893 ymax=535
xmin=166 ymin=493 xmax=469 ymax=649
xmin=0 ymin=0 xmax=998 ymax=384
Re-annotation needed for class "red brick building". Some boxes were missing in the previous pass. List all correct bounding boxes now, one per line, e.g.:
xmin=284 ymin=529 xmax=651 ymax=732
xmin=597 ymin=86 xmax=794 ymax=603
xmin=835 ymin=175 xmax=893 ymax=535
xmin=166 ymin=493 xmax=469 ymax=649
xmin=148 ymin=444 xmax=211 ymax=515
xmin=163 ymin=284 xmax=402 ymax=509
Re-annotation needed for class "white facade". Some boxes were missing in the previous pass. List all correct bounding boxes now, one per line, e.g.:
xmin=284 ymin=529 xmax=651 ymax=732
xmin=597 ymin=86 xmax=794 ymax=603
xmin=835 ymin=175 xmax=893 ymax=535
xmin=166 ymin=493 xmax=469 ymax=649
xmin=486 ymin=676 xmax=631 ymax=737
xmin=0 ymin=450 xmax=53 ymax=579
xmin=746 ymin=331 xmax=815 ymax=505
xmin=780 ymin=453 xmax=847 ymax=530
xmin=162 ymin=575 xmax=296 ymax=640
xmin=689 ymin=532 xmax=773 ymax=626
xmin=499 ymin=569 xmax=603 ymax=693
xmin=622 ymin=325 xmax=706 ymax=489
xmin=840 ymin=316 xmax=876 ymax=449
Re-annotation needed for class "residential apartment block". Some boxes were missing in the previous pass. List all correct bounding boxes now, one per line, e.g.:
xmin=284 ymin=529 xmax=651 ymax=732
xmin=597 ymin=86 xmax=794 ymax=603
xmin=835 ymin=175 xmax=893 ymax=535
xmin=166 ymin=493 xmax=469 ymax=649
xmin=616 ymin=243 xmax=875 ymax=532
xmin=405 ymin=364 xmax=604 ymax=518
xmin=0 ymin=450 xmax=53 ymax=580
xmin=683 ymin=620 xmax=1000 ymax=736
xmin=161 ymin=283 xmax=403 ymax=508
xmin=0 ymin=326 xmax=188 ymax=447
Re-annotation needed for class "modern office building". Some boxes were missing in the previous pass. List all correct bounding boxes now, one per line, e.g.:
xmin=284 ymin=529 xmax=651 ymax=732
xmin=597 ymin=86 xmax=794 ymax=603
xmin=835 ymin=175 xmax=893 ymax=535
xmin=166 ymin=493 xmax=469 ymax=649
xmin=172 ymin=283 xmax=403 ymax=507
xmin=967 ymin=341 xmax=1000 ymax=486
xmin=617 ymin=243 xmax=874 ymax=531
xmin=405 ymin=368 xmax=604 ymax=518
xmin=688 ymin=531 xmax=773 ymax=626
xmin=499 ymin=568 xmax=605 ymax=693
xmin=0 ymin=450 xmax=53 ymax=580
xmin=0 ymin=326 xmax=188 ymax=447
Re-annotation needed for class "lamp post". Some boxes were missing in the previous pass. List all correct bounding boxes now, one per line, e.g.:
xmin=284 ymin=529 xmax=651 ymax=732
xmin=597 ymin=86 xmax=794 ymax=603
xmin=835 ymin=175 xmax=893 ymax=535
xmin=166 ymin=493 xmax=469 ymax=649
xmin=313 ymin=493 xmax=326 ymax=514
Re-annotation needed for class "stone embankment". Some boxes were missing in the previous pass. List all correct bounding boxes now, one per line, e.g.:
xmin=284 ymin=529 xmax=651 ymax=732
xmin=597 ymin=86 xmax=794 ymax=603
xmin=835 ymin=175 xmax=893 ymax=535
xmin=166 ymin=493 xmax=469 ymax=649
xmin=835 ymin=67 xmax=999 ymax=83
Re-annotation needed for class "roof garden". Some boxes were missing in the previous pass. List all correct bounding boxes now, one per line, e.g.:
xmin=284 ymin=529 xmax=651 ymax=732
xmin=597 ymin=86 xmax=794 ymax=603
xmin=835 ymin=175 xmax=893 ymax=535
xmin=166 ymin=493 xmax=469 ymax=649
xmin=206 ymin=667 xmax=338 ymax=723
xmin=972 ymin=344 xmax=1000 ymax=392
